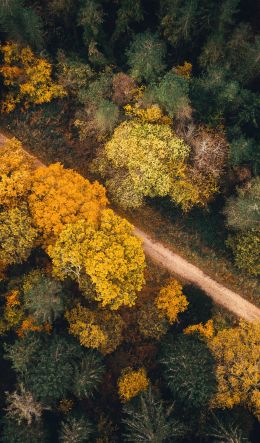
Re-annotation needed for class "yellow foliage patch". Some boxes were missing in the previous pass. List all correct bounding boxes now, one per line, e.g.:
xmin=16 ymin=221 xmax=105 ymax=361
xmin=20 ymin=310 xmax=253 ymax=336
xmin=29 ymin=162 xmax=108 ymax=242
xmin=118 ymin=368 xmax=149 ymax=402
xmin=0 ymin=42 xmax=66 ymax=113
xmin=0 ymin=138 xmax=33 ymax=207
xmin=124 ymin=104 xmax=172 ymax=125
xmin=175 ymin=61 xmax=192 ymax=78
xmin=155 ymin=278 xmax=188 ymax=324
xmin=65 ymin=304 xmax=124 ymax=354
xmin=49 ymin=210 xmax=145 ymax=310
xmin=184 ymin=319 xmax=214 ymax=339
xmin=209 ymin=321 xmax=260 ymax=419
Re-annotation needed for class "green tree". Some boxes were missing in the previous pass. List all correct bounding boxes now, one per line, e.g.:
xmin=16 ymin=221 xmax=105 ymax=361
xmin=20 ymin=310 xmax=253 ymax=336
xmin=123 ymin=386 xmax=188 ymax=442
xmin=112 ymin=0 xmax=143 ymax=43
xmin=203 ymin=411 xmax=251 ymax=443
xmin=159 ymin=0 xmax=216 ymax=47
xmin=22 ymin=270 xmax=64 ymax=324
xmin=1 ymin=417 xmax=49 ymax=443
xmin=59 ymin=414 xmax=93 ymax=443
xmin=224 ymin=178 xmax=260 ymax=231
xmin=72 ymin=352 xmax=104 ymax=399
xmin=5 ymin=334 xmax=103 ymax=405
xmin=227 ymin=230 xmax=260 ymax=276
xmin=161 ymin=334 xmax=217 ymax=410
xmin=126 ymin=32 xmax=166 ymax=83
xmin=0 ymin=0 xmax=44 ymax=48
xmin=146 ymin=71 xmax=190 ymax=118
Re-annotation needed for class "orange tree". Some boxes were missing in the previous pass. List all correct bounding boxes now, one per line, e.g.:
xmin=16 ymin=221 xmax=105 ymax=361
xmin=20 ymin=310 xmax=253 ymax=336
xmin=28 ymin=163 xmax=108 ymax=243
xmin=48 ymin=209 xmax=145 ymax=310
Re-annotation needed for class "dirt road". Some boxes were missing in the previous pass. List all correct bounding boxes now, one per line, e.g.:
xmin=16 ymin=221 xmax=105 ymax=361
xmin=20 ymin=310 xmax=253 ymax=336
xmin=1 ymin=133 xmax=260 ymax=321
xmin=134 ymin=228 xmax=260 ymax=321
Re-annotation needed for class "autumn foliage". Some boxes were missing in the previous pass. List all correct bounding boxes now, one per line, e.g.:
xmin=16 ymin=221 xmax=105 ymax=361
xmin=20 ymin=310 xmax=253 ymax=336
xmin=28 ymin=163 xmax=108 ymax=242
xmin=0 ymin=138 xmax=33 ymax=207
xmin=155 ymin=278 xmax=188 ymax=324
xmin=209 ymin=321 xmax=260 ymax=418
xmin=118 ymin=368 xmax=149 ymax=402
xmin=0 ymin=42 xmax=66 ymax=113
xmin=48 ymin=210 xmax=145 ymax=310
xmin=65 ymin=304 xmax=124 ymax=354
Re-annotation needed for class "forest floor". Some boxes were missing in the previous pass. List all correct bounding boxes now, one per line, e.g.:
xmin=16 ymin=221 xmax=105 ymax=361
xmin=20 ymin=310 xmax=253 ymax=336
xmin=1 ymin=132 xmax=260 ymax=322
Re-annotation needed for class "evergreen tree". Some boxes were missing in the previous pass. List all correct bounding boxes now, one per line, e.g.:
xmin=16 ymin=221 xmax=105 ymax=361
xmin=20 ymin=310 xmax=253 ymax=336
xmin=23 ymin=270 xmax=64 ymax=324
xmin=224 ymin=177 xmax=260 ymax=231
xmin=160 ymin=334 xmax=217 ymax=411
xmin=123 ymin=386 xmax=188 ymax=443
xmin=59 ymin=413 xmax=93 ymax=443
xmin=0 ymin=0 xmax=44 ymax=48
xmin=126 ymin=32 xmax=166 ymax=83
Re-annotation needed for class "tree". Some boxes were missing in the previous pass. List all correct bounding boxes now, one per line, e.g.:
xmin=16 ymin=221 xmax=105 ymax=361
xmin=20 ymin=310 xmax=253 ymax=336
xmin=0 ymin=205 xmax=38 ymax=267
xmin=123 ymin=386 xmax=188 ymax=443
xmin=118 ymin=368 xmax=149 ymax=402
xmin=112 ymin=72 xmax=136 ymax=105
xmin=111 ymin=0 xmax=143 ymax=43
xmin=0 ymin=0 xmax=44 ymax=48
xmin=136 ymin=302 xmax=168 ymax=340
xmin=5 ymin=334 xmax=94 ymax=405
xmin=65 ymin=304 xmax=124 ymax=354
xmin=5 ymin=384 xmax=47 ymax=425
xmin=22 ymin=270 xmax=64 ymax=324
xmin=1 ymin=416 xmax=49 ymax=443
xmin=155 ymin=279 xmax=188 ymax=324
xmin=226 ymin=229 xmax=260 ymax=276
xmin=209 ymin=321 xmax=260 ymax=419
xmin=224 ymin=177 xmax=260 ymax=231
xmin=0 ymin=42 xmax=66 ymax=113
xmin=5 ymin=334 xmax=104 ymax=401
xmin=48 ymin=210 xmax=145 ymax=310
xmin=159 ymin=0 xmax=216 ymax=47
xmin=0 ymin=138 xmax=33 ymax=207
xmin=126 ymin=32 xmax=166 ymax=83
xmin=72 ymin=352 xmax=105 ymax=399
xmin=187 ymin=126 xmax=229 ymax=179
xmin=93 ymin=120 xmax=191 ymax=209
xmin=59 ymin=414 xmax=93 ymax=443
xmin=146 ymin=71 xmax=191 ymax=119
xmin=29 ymin=162 xmax=108 ymax=242
xmin=203 ymin=410 xmax=251 ymax=443
xmin=161 ymin=334 xmax=217 ymax=410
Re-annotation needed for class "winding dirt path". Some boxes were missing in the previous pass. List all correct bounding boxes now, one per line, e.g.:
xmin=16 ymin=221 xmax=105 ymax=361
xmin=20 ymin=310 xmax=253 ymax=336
xmin=1 ymin=133 xmax=260 ymax=321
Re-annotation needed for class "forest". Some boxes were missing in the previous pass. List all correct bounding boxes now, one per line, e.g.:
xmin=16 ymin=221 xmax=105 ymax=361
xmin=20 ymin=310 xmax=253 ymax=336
xmin=0 ymin=1 xmax=259 ymax=442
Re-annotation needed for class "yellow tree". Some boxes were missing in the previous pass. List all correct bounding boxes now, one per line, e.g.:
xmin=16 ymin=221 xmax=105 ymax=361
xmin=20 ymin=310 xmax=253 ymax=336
xmin=65 ymin=304 xmax=124 ymax=354
xmin=28 ymin=163 xmax=108 ymax=242
xmin=93 ymin=119 xmax=219 ymax=211
xmin=155 ymin=278 xmax=188 ymax=324
xmin=48 ymin=209 xmax=145 ymax=310
xmin=93 ymin=120 xmax=190 ymax=209
xmin=118 ymin=368 xmax=149 ymax=402
xmin=0 ymin=42 xmax=66 ymax=113
xmin=209 ymin=321 xmax=260 ymax=419
xmin=0 ymin=205 xmax=38 ymax=268
xmin=0 ymin=138 xmax=33 ymax=207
